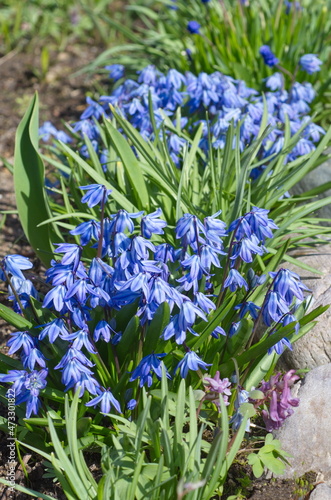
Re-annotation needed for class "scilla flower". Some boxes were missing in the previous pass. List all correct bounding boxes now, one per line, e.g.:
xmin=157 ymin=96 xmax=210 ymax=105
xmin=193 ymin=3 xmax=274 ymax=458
xmin=187 ymin=21 xmax=201 ymax=34
xmin=259 ymin=45 xmax=279 ymax=67
xmin=299 ymin=54 xmax=322 ymax=74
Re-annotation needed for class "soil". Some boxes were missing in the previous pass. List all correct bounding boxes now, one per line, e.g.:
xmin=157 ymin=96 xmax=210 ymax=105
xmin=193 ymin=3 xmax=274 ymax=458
xmin=0 ymin=42 xmax=325 ymax=500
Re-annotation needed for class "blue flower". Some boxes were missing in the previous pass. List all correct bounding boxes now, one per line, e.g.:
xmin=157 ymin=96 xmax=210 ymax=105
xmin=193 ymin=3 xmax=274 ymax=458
xmin=175 ymin=351 xmax=211 ymax=378
xmin=58 ymin=357 xmax=94 ymax=388
xmin=80 ymin=184 xmax=112 ymax=208
xmin=66 ymin=372 xmax=100 ymax=397
xmin=85 ymin=387 xmax=121 ymax=413
xmin=39 ymin=121 xmax=72 ymax=143
xmin=127 ymin=399 xmax=137 ymax=410
xmin=262 ymin=291 xmax=289 ymax=327
xmin=235 ymin=301 xmax=261 ymax=320
xmin=1 ymin=255 xmax=33 ymax=280
xmin=204 ymin=211 xmax=227 ymax=244
xmin=39 ymin=319 xmax=68 ymax=343
xmin=53 ymin=243 xmax=82 ymax=272
xmin=269 ymin=268 xmax=310 ymax=304
xmin=268 ymin=337 xmax=292 ymax=355
xmin=229 ymin=321 xmax=241 ymax=337
xmin=22 ymin=346 xmax=47 ymax=370
xmin=130 ymin=353 xmax=170 ymax=387
xmin=155 ymin=243 xmax=177 ymax=263
xmin=230 ymin=389 xmax=251 ymax=431
xmin=178 ymin=301 xmax=207 ymax=333
xmin=8 ymin=276 xmax=39 ymax=313
xmin=65 ymin=279 xmax=96 ymax=304
xmin=70 ymin=220 xmax=100 ymax=246
xmin=105 ymin=64 xmax=125 ymax=81
xmin=194 ymin=292 xmax=216 ymax=314
xmin=94 ymin=320 xmax=117 ymax=343
xmin=7 ymin=331 xmax=34 ymax=355
xmin=0 ymin=369 xmax=27 ymax=394
xmin=42 ymin=284 xmax=67 ymax=312
xmin=265 ymin=73 xmax=283 ymax=91
xmin=109 ymin=209 xmax=144 ymax=234
xmin=80 ymin=97 xmax=105 ymax=120
xmin=61 ymin=329 xmax=96 ymax=354
xmin=231 ymin=235 xmax=264 ymax=263
xmin=166 ymin=69 xmax=186 ymax=90
xmin=187 ymin=21 xmax=201 ymax=34
xmin=176 ymin=213 xmax=205 ymax=250
xmin=299 ymin=54 xmax=322 ymax=74
xmin=259 ymin=45 xmax=279 ymax=67
xmin=15 ymin=369 xmax=48 ymax=418
xmin=223 ymin=269 xmax=248 ymax=292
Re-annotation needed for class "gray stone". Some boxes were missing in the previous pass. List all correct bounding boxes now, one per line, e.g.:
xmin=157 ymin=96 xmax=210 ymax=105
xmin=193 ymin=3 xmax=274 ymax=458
xmin=275 ymin=364 xmax=331 ymax=484
xmin=291 ymin=157 xmax=331 ymax=221
xmin=278 ymin=243 xmax=331 ymax=371
xmin=310 ymin=484 xmax=331 ymax=500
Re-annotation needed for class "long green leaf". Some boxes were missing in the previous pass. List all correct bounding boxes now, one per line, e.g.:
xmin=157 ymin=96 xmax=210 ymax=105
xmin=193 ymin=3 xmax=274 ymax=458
xmin=104 ymin=119 xmax=150 ymax=211
xmin=14 ymin=92 xmax=63 ymax=265
xmin=0 ymin=479 xmax=56 ymax=500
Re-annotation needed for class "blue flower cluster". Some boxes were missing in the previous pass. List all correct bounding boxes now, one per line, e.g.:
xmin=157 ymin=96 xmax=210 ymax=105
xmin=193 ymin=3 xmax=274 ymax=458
xmin=39 ymin=64 xmax=324 ymax=176
xmin=0 ymin=185 xmax=310 ymax=417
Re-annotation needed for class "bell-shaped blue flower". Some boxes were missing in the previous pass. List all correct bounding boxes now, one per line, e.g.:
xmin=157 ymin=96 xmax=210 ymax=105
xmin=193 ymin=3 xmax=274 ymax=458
xmin=85 ymin=387 xmax=121 ymax=413
xmin=175 ymin=351 xmax=211 ymax=378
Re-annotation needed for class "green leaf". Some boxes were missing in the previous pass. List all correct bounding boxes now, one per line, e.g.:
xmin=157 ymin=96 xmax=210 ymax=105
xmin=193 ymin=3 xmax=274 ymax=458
xmin=14 ymin=92 xmax=63 ymax=266
xmin=144 ymin=302 xmax=170 ymax=356
xmin=104 ymin=119 xmax=150 ymax=211
xmin=251 ymin=458 xmax=264 ymax=478
xmin=260 ymin=452 xmax=287 ymax=475
xmin=0 ymin=303 xmax=33 ymax=329
xmin=0 ymin=479 xmax=56 ymax=499
xmin=116 ymin=316 xmax=140 ymax=363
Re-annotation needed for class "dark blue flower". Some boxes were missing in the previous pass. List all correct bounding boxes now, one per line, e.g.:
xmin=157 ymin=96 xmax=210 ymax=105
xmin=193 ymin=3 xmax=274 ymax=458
xmin=80 ymin=184 xmax=112 ymax=208
xmin=231 ymin=235 xmax=264 ymax=263
xmin=70 ymin=220 xmax=100 ymax=246
xmin=94 ymin=320 xmax=117 ymax=343
xmin=268 ymin=337 xmax=292 ymax=355
xmin=187 ymin=21 xmax=201 ymax=34
xmin=130 ymin=353 xmax=170 ymax=387
xmin=259 ymin=45 xmax=279 ymax=67
xmin=109 ymin=209 xmax=144 ymax=234
xmin=262 ymin=291 xmax=289 ymax=327
xmin=235 ymin=301 xmax=261 ymax=320
xmin=269 ymin=268 xmax=310 ymax=305
xmin=127 ymin=399 xmax=137 ymax=410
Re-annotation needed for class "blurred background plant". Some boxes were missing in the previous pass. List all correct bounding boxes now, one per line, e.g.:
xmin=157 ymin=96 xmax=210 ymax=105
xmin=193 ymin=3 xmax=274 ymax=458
xmin=0 ymin=0 xmax=129 ymax=56
xmin=82 ymin=0 xmax=331 ymax=127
